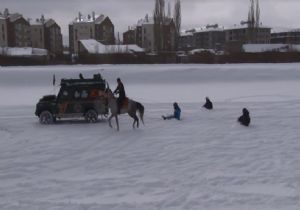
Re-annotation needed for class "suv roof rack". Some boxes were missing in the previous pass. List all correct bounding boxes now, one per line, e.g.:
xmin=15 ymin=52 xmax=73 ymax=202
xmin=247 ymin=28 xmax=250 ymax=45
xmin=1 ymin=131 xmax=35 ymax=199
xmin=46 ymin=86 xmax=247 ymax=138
xmin=60 ymin=74 xmax=106 ymax=86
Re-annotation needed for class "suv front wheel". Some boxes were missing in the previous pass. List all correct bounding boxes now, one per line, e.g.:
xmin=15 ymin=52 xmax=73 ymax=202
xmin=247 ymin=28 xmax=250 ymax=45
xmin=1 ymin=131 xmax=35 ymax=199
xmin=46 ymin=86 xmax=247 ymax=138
xmin=39 ymin=111 xmax=54 ymax=124
xmin=85 ymin=109 xmax=98 ymax=123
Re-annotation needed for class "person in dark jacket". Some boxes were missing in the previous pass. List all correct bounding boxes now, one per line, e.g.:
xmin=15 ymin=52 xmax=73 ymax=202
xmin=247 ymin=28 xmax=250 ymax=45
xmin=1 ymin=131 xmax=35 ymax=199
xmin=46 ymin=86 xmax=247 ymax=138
xmin=203 ymin=97 xmax=213 ymax=110
xmin=162 ymin=102 xmax=181 ymax=120
xmin=238 ymin=108 xmax=251 ymax=126
xmin=114 ymin=78 xmax=126 ymax=114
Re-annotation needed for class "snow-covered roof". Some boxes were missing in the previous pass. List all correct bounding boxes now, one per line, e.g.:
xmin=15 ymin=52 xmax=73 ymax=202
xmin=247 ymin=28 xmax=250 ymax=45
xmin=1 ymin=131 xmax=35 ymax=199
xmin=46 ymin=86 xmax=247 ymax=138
xmin=71 ymin=14 xmax=108 ymax=25
xmin=137 ymin=16 xmax=173 ymax=26
xmin=193 ymin=27 xmax=224 ymax=33
xmin=225 ymin=24 xmax=271 ymax=30
xmin=79 ymin=39 xmax=144 ymax=54
xmin=30 ymin=19 xmax=44 ymax=26
xmin=8 ymin=13 xmax=23 ymax=22
xmin=0 ymin=47 xmax=48 ymax=57
xmin=94 ymin=15 xmax=107 ymax=25
xmin=45 ymin=19 xmax=58 ymax=28
xmin=180 ymin=31 xmax=193 ymax=37
xmin=243 ymin=44 xmax=300 ymax=53
xmin=271 ymin=27 xmax=300 ymax=34
xmin=189 ymin=49 xmax=216 ymax=55
xmin=137 ymin=17 xmax=154 ymax=26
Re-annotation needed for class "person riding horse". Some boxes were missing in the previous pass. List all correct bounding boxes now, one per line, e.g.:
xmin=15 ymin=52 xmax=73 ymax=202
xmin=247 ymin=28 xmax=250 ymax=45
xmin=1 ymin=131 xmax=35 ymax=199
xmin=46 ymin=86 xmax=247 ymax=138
xmin=113 ymin=78 xmax=126 ymax=114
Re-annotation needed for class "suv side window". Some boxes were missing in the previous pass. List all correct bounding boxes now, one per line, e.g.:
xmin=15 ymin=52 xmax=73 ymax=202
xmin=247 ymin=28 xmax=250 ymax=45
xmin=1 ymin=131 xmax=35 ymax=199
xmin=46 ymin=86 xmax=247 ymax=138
xmin=81 ymin=90 xmax=88 ymax=99
xmin=74 ymin=90 xmax=80 ymax=99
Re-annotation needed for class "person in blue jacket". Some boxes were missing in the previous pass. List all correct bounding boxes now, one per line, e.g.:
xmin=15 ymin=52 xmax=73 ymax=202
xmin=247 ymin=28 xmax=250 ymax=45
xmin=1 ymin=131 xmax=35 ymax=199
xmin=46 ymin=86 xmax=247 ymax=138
xmin=162 ymin=102 xmax=181 ymax=120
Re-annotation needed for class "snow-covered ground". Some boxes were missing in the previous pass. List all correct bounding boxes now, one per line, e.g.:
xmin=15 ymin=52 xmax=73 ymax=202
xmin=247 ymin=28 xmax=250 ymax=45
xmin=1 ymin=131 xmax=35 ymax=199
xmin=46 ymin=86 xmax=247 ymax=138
xmin=0 ymin=64 xmax=300 ymax=210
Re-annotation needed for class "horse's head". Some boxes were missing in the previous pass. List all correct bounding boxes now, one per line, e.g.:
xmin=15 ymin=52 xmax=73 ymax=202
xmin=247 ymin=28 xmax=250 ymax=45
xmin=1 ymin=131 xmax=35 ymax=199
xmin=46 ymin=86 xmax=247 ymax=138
xmin=105 ymin=87 xmax=114 ymax=99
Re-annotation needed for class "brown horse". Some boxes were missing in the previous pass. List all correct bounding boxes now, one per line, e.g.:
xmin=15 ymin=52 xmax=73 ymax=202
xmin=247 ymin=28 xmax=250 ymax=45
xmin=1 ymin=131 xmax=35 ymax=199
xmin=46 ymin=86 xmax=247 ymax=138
xmin=105 ymin=88 xmax=144 ymax=131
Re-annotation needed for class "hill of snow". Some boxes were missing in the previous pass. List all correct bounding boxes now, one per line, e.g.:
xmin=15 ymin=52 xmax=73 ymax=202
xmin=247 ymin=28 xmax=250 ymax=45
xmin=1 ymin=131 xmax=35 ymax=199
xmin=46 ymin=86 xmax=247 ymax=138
xmin=0 ymin=64 xmax=300 ymax=210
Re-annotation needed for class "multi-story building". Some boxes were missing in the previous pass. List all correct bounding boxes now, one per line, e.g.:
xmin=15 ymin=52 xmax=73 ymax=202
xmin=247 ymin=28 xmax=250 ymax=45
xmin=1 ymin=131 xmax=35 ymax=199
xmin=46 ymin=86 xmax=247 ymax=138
xmin=140 ymin=17 xmax=155 ymax=52
xmin=271 ymin=29 xmax=300 ymax=44
xmin=0 ymin=15 xmax=9 ymax=47
xmin=1 ymin=9 xmax=62 ymax=56
xmin=45 ymin=19 xmax=63 ymax=56
xmin=30 ymin=18 xmax=45 ymax=49
xmin=3 ymin=10 xmax=31 ymax=47
xmin=30 ymin=16 xmax=63 ymax=56
xmin=225 ymin=25 xmax=271 ymax=44
xmin=193 ymin=25 xmax=225 ymax=51
xmin=125 ymin=15 xmax=176 ymax=52
xmin=123 ymin=28 xmax=135 ymax=44
xmin=69 ymin=12 xmax=115 ymax=54
xmin=162 ymin=18 xmax=176 ymax=52
xmin=178 ymin=30 xmax=194 ymax=51
xmin=224 ymin=24 xmax=271 ymax=53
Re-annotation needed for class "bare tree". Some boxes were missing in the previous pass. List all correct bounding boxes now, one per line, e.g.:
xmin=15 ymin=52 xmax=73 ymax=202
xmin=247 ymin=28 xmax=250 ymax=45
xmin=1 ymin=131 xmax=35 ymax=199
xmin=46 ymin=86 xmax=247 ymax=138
xmin=174 ymin=0 xmax=181 ymax=50
xmin=255 ymin=0 xmax=260 ymax=28
xmin=248 ymin=0 xmax=255 ymax=28
xmin=153 ymin=0 xmax=165 ymax=52
xmin=167 ymin=1 xmax=171 ymax=18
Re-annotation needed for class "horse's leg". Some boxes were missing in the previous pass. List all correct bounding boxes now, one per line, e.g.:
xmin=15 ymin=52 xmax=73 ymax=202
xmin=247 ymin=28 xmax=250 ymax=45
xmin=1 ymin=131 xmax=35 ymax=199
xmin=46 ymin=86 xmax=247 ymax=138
xmin=115 ymin=115 xmax=119 ymax=131
xmin=129 ymin=113 xmax=139 ymax=129
xmin=108 ymin=114 xmax=113 ymax=128
xmin=135 ymin=114 xmax=139 ymax=128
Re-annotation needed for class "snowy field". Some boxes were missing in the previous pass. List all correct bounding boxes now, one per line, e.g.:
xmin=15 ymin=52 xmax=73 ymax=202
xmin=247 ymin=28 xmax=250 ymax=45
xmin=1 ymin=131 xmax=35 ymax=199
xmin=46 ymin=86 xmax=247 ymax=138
xmin=0 ymin=64 xmax=300 ymax=210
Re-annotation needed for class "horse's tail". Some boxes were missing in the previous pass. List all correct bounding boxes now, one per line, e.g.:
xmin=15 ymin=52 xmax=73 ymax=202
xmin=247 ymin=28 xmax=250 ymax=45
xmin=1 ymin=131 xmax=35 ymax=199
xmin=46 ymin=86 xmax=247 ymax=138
xmin=136 ymin=102 xmax=144 ymax=125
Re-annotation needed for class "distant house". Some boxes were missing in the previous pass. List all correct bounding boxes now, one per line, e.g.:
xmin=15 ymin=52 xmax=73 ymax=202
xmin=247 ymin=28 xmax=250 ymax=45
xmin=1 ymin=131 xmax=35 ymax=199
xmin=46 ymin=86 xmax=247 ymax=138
xmin=271 ymin=29 xmax=300 ymax=44
xmin=69 ymin=12 xmax=115 ymax=54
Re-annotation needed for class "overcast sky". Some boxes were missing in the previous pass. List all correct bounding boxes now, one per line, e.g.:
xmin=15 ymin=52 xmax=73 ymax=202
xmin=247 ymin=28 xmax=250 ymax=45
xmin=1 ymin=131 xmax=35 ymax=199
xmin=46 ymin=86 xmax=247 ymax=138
xmin=1 ymin=0 xmax=300 ymax=42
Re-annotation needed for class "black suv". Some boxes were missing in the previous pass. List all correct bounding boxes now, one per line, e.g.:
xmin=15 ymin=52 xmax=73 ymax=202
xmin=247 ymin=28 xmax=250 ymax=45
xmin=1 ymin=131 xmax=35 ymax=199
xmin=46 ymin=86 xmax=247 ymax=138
xmin=35 ymin=74 xmax=108 ymax=124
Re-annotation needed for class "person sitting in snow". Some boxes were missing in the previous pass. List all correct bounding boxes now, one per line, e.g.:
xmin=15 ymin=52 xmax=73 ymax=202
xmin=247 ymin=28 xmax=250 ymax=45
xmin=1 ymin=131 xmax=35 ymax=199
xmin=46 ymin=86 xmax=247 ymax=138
xmin=162 ymin=102 xmax=181 ymax=120
xmin=203 ymin=97 xmax=213 ymax=110
xmin=238 ymin=108 xmax=251 ymax=127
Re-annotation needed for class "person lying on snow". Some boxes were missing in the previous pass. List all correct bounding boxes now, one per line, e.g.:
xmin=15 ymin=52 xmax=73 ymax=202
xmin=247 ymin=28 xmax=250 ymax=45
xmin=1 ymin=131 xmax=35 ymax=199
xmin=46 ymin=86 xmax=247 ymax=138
xmin=238 ymin=108 xmax=251 ymax=126
xmin=203 ymin=97 xmax=213 ymax=110
xmin=162 ymin=102 xmax=181 ymax=120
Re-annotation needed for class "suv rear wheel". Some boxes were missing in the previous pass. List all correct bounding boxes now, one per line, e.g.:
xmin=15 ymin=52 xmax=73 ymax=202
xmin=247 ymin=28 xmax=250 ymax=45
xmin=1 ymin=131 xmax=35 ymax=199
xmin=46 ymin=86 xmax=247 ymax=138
xmin=39 ymin=111 xmax=54 ymax=124
xmin=85 ymin=109 xmax=98 ymax=123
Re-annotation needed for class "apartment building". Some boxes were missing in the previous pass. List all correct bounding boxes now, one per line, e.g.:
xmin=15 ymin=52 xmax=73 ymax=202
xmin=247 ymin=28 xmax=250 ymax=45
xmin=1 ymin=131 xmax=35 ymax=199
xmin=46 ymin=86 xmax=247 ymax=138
xmin=193 ymin=25 xmax=225 ymax=50
xmin=225 ymin=25 xmax=271 ymax=44
xmin=271 ymin=29 xmax=300 ymax=44
xmin=45 ymin=19 xmax=63 ymax=56
xmin=123 ymin=28 xmax=135 ymax=45
xmin=30 ymin=18 xmax=45 ymax=49
xmin=69 ymin=12 xmax=115 ymax=54
xmin=178 ymin=30 xmax=194 ymax=51
xmin=30 ymin=16 xmax=63 ymax=56
xmin=125 ymin=15 xmax=176 ymax=52
xmin=1 ymin=10 xmax=31 ymax=47
xmin=0 ymin=15 xmax=9 ymax=47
